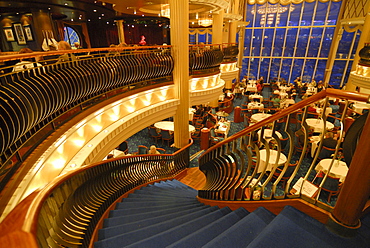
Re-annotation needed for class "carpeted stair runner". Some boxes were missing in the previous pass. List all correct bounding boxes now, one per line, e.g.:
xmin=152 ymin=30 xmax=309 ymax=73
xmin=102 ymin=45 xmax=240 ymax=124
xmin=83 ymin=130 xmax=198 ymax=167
xmin=95 ymin=180 xmax=370 ymax=248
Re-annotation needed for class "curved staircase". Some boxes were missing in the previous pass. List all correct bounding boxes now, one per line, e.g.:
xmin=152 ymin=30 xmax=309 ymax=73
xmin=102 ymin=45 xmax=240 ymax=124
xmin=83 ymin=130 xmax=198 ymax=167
xmin=94 ymin=180 xmax=370 ymax=248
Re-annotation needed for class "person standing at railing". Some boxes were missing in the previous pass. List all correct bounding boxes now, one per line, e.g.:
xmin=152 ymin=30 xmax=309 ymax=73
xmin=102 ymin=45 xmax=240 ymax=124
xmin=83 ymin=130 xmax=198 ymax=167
xmin=57 ymin=41 xmax=77 ymax=62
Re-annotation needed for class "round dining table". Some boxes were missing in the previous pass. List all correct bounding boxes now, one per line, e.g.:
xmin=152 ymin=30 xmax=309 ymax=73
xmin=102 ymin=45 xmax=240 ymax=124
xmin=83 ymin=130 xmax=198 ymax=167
xmin=251 ymin=113 xmax=272 ymax=123
xmin=305 ymin=118 xmax=334 ymax=133
xmin=258 ymin=149 xmax=287 ymax=174
xmin=154 ymin=121 xmax=195 ymax=133
xmin=248 ymin=102 xmax=264 ymax=110
xmin=315 ymin=159 xmax=348 ymax=182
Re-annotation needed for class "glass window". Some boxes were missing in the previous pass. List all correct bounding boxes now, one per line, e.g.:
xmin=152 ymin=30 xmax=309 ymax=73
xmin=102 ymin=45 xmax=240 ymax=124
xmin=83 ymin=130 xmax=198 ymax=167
xmin=296 ymin=28 xmax=310 ymax=57
xmin=308 ymin=28 xmax=323 ymax=57
xmin=301 ymin=2 xmax=315 ymax=26
xmin=189 ymin=34 xmax=196 ymax=44
xmin=198 ymin=33 xmax=206 ymax=44
xmin=64 ymin=26 xmax=80 ymax=48
xmin=351 ymin=31 xmax=361 ymax=59
xmin=288 ymin=4 xmax=302 ymax=26
xmin=284 ymin=28 xmax=297 ymax=57
xmin=316 ymin=60 xmax=327 ymax=81
xmin=262 ymin=29 xmax=274 ymax=56
xmin=250 ymin=58 xmax=260 ymax=80
xmin=327 ymin=1 xmax=341 ymax=25
xmin=280 ymin=59 xmax=292 ymax=81
xmin=320 ymin=27 xmax=334 ymax=57
xmin=277 ymin=4 xmax=289 ymax=27
xmin=246 ymin=5 xmax=256 ymax=27
xmin=314 ymin=1 xmax=329 ymax=26
xmin=273 ymin=29 xmax=285 ymax=56
xmin=292 ymin=59 xmax=304 ymax=82
xmin=330 ymin=60 xmax=347 ymax=88
xmin=260 ymin=58 xmax=270 ymax=80
xmin=252 ymin=29 xmax=262 ymax=56
xmin=337 ymin=31 xmax=355 ymax=59
xmin=244 ymin=29 xmax=253 ymax=56
xmin=270 ymin=58 xmax=281 ymax=80
xmin=304 ymin=59 xmax=316 ymax=82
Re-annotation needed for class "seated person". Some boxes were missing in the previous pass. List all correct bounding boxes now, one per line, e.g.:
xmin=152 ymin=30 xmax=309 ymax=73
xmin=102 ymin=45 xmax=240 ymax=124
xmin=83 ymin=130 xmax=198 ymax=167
xmin=57 ymin=41 xmax=77 ymax=62
xmin=148 ymin=145 xmax=160 ymax=154
xmin=13 ymin=48 xmax=42 ymax=72
xmin=271 ymin=94 xmax=281 ymax=108
xmin=317 ymin=132 xmax=338 ymax=159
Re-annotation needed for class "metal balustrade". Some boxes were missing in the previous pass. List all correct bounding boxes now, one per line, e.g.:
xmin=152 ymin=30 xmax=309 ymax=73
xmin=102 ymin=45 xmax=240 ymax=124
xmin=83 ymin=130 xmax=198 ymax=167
xmin=198 ymin=89 xmax=370 ymax=211
xmin=26 ymin=145 xmax=190 ymax=247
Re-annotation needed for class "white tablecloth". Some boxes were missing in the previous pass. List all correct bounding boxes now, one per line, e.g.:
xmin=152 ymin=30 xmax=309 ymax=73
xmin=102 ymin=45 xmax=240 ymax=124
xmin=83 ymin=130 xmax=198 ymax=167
xmin=306 ymin=86 xmax=317 ymax=95
xmin=258 ymin=149 xmax=287 ymax=174
xmin=189 ymin=108 xmax=195 ymax=121
xmin=154 ymin=121 xmax=195 ymax=133
xmin=257 ymin=129 xmax=283 ymax=143
xmin=215 ymin=121 xmax=230 ymax=137
xmin=305 ymin=118 xmax=334 ymax=133
xmin=246 ymin=85 xmax=257 ymax=92
xmin=353 ymin=102 xmax=370 ymax=113
xmin=251 ymin=113 xmax=272 ymax=123
xmin=309 ymin=135 xmax=321 ymax=157
xmin=248 ymin=94 xmax=263 ymax=101
xmin=316 ymin=107 xmax=332 ymax=116
xmin=248 ymin=102 xmax=264 ymax=110
xmin=315 ymin=159 xmax=348 ymax=182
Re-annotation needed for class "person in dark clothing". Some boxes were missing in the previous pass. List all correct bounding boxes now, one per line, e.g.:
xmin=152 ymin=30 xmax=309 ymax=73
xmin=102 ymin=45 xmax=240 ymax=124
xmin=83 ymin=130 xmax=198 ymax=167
xmin=317 ymin=132 xmax=338 ymax=159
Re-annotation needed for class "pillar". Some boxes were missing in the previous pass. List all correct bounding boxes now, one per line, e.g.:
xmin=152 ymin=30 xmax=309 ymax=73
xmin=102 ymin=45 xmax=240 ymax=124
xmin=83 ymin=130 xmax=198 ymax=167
xmin=200 ymin=128 xmax=210 ymax=150
xmin=212 ymin=11 xmax=224 ymax=44
xmin=116 ymin=20 xmax=125 ymax=45
xmin=169 ymin=0 xmax=189 ymax=149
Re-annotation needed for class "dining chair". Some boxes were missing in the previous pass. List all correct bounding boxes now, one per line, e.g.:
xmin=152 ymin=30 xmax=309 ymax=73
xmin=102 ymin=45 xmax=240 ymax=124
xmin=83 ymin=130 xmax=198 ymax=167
xmin=156 ymin=148 xmax=166 ymax=154
xmin=149 ymin=126 xmax=161 ymax=144
xmin=318 ymin=146 xmax=337 ymax=160
xmin=117 ymin=140 xmax=128 ymax=154
xmin=272 ymin=160 xmax=298 ymax=188
xmin=137 ymin=145 xmax=148 ymax=154
xmin=161 ymin=130 xmax=174 ymax=147
xmin=312 ymin=170 xmax=341 ymax=202
xmin=210 ymin=128 xmax=224 ymax=146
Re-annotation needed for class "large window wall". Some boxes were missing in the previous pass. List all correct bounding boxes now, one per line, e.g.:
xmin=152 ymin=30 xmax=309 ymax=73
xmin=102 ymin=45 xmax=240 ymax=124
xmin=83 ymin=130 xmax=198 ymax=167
xmin=241 ymin=0 xmax=359 ymax=88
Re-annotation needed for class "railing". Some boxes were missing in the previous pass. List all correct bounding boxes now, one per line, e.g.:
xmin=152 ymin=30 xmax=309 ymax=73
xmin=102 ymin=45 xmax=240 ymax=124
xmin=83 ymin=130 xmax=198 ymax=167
xmin=0 ymin=142 xmax=192 ymax=247
xmin=222 ymin=43 xmax=239 ymax=63
xmin=189 ymin=44 xmax=224 ymax=75
xmin=0 ymin=46 xmax=175 ymax=192
xmin=199 ymin=89 xmax=370 ymax=214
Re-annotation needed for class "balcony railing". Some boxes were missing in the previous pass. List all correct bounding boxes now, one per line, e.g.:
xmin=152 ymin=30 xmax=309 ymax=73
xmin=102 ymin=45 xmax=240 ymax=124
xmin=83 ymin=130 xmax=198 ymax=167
xmin=0 ymin=141 xmax=192 ymax=247
xmin=199 ymin=89 xmax=370 ymax=214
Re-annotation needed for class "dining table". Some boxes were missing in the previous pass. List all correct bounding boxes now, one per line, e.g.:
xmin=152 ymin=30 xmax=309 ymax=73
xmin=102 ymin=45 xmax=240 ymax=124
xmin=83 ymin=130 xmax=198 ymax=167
xmin=248 ymin=102 xmax=264 ymax=110
xmin=305 ymin=118 xmax=334 ymax=133
xmin=257 ymin=149 xmax=287 ymax=174
xmin=154 ymin=121 xmax=195 ymax=133
xmin=251 ymin=113 xmax=272 ymax=123
xmin=315 ymin=158 xmax=348 ymax=182
xmin=257 ymin=129 xmax=282 ymax=143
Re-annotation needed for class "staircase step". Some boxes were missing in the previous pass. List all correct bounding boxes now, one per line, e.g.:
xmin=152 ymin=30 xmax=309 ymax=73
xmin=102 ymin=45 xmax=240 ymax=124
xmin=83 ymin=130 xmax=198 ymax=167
xmin=115 ymin=199 xmax=198 ymax=209
xmin=109 ymin=202 xmax=201 ymax=216
xmin=203 ymin=207 xmax=276 ymax=248
xmin=128 ymin=189 xmax=197 ymax=198
xmin=101 ymin=204 xmax=209 ymax=231
xmin=95 ymin=206 xmax=221 ymax=244
xmin=167 ymin=207 xmax=250 ymax=248
xmin=123 ymin=207 xmax=233 ymax=248
xmin=247 ymin=205 xmax=369 ymax=248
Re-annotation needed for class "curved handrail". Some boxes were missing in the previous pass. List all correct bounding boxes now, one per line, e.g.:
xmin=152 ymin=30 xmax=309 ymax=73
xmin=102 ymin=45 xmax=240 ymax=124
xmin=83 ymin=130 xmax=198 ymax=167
xmin=198 ymin=88 xmax=370 ymax=209
xmin=0 ymin=139 xmax=193 ymax=247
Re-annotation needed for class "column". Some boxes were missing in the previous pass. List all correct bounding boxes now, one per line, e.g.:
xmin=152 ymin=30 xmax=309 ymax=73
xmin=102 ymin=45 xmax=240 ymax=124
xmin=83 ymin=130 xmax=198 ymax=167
xmin=169 ymin=0 xmax=189 ymax=148
xmin=116 ymin=20 xmax=125 ymax=45
xmin=212 ymin=11 xmax=224 ymax=44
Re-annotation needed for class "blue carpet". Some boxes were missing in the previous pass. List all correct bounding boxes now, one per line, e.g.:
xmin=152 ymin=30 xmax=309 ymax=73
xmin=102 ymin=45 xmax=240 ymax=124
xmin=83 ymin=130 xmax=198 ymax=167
xmin=95 ymin=180 xmax=370 ymax=248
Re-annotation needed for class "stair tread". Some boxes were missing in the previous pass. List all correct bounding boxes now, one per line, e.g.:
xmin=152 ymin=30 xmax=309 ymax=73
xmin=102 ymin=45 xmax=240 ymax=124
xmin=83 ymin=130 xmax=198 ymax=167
xmin=167 ymin=207 xmax=250 ymax=248
xmin=203 ymin=207 xmax=276 ymax=248
xmin=122 ymin=207 xmax=233 ymax=248
xmin=95 ymin=206 xmax=222 ymax=243
xmin=247 ymin=205 xmax=369 ymax=248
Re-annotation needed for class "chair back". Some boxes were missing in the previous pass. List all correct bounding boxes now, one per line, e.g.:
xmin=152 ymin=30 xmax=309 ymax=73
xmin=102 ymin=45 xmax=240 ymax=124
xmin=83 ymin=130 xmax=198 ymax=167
xmin=161 ymin=130 xmax=173 ymax=139
xmin=138 ymin=145 xmax=148 ymax=154
xmin=318 ymin=146 xmax=336 ymax=160
xmin=156 ymin=148 xmax=166 ymax=154
xmin=313 ymin=171 xmax=340 ymax=191
xmin=149 ymin=127 xmax=160 ymax=137
xmin=117 ymin=141 xmax=128 ymax=154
